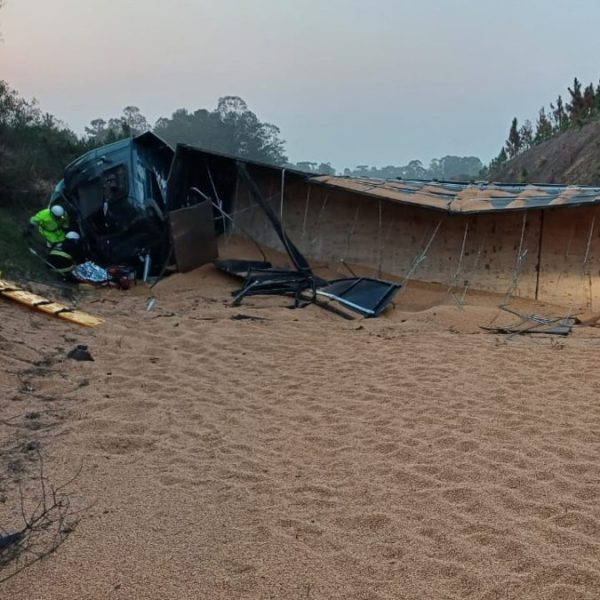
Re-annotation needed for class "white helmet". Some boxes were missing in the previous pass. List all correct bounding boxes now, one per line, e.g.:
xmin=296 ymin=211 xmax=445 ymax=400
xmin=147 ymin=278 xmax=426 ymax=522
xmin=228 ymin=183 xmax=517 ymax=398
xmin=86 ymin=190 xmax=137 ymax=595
xmin=51 ymin=205 xmax=65 ymax=218
xmin=65 ymin=231 xmax=80 ymax=241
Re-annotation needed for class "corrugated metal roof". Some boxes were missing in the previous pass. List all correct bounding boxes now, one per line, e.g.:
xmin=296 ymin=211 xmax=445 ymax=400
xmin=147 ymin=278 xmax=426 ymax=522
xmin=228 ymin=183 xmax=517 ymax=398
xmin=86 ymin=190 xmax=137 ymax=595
xmin=166 ymin=145 xmax=600 ymax=215
xmin=310 ymin=176 xmax=600 ymax=214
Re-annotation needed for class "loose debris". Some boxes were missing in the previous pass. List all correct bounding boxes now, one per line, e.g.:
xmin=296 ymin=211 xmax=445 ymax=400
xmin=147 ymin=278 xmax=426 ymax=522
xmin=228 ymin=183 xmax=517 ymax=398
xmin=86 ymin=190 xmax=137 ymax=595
xmin=213 ymin=164 xmax=400 ymax=318
xmin=230 ymin=314 xmax=268 ymax=322
xmin=66 ymin=345 xmax=94 ymax=362
xmin=482 ymin=306 xmax=576 ymax=336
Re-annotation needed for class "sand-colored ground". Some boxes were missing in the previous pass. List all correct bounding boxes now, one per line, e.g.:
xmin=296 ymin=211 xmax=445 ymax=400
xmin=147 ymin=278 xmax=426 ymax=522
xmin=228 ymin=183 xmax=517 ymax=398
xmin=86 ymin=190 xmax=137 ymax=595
xmin=2 ymin=260 xmax=600 ymax=599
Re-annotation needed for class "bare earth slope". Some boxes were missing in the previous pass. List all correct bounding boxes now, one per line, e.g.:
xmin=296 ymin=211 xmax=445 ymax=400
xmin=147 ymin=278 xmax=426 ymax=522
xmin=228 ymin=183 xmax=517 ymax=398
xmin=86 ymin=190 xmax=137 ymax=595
xmin=493 ymin=119 xmax=600 ymax=185
xmin=2 ymin=267 xmax=600 ymax=599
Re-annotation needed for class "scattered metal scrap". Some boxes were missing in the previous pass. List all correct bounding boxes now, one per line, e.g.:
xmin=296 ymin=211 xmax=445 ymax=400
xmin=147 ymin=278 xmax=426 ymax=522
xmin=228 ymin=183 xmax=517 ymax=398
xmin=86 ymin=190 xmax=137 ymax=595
xmin=231 ymin=314 xmax=268 ymax=322
xmin=213 ymin=164 xmax=401 ymax=318
xmin=481 ymin=305 xmax=576 ymax=336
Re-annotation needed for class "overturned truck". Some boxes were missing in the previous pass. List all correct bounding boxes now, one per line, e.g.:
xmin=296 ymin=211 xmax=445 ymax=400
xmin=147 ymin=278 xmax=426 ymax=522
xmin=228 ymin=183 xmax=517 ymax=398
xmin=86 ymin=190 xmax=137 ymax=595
xmin=53 ymin=132 xmax=600 ymax=314
xmin=52 ymin=132 xmax=400 ymax=317
xmin=52 ymin=132 xmax=174 ymax=275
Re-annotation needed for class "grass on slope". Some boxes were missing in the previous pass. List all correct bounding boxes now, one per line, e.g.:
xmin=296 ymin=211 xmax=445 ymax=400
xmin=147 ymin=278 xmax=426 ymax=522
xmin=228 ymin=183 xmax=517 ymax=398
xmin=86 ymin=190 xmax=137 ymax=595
xmin=0 ymin=208 xmax=50 ymax=281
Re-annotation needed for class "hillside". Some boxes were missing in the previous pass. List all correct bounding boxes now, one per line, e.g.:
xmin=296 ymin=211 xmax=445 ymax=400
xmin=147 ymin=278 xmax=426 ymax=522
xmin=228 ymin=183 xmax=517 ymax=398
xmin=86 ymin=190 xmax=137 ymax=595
xmin=492 ymin=118 xmax=600 ymax=185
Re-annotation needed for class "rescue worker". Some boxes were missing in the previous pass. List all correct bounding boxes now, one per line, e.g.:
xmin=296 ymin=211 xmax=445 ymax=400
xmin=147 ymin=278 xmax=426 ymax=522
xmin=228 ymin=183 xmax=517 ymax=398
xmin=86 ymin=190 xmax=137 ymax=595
xmin=46 ymin=245 xmax=77 ymax=278
xmin=60 ymin=231 xmax=85 ymax=264
xmin=28 ymin=205 xmax=70 ymax=246
xmin=45 ymin=231 xmax=86 ymax=280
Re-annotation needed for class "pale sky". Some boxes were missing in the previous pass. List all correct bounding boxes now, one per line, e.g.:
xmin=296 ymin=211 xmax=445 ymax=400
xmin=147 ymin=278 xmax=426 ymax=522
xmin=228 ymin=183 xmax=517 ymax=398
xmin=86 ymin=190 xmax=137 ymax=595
xmin=2 ymin=0 xmax=600 ymax=169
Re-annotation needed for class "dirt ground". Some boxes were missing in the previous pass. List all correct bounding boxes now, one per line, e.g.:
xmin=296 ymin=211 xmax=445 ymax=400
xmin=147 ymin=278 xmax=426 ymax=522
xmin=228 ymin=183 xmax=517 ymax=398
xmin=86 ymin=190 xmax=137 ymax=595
xmin=2 ymin=258 xmax=600 ymax=599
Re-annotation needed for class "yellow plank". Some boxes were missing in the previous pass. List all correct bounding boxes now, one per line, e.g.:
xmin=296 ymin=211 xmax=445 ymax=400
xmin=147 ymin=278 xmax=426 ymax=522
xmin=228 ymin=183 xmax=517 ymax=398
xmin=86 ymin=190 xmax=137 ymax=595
xmin=0 ymin=280 xmax=18 ymax=292
xmin=2 ymin=290 xmax=50 ymax=305
xmin=32 ymin=302 xmax=68 ymax=314
xmin=0 ymin=279 xmax=103 ymax=327
xmin=58 ymin=311 xmax=104 ymax=327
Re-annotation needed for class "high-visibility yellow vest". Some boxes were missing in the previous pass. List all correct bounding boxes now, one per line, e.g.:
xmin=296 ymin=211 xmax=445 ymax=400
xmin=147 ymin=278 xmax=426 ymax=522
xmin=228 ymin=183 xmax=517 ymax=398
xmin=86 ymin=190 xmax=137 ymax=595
xmin=47 ymin=249 xmax=75 ymax=274
xmin=30 ymin=208 xmax=69 ymax=244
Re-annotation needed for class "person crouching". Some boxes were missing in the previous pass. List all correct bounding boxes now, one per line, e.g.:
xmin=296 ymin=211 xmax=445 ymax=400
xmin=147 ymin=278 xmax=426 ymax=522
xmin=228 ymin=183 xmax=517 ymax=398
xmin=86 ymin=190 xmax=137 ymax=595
xmin=27 ymin=204 xmax=70 ymax=247
xmin=47 ymin=231 xmax=83 ymax=279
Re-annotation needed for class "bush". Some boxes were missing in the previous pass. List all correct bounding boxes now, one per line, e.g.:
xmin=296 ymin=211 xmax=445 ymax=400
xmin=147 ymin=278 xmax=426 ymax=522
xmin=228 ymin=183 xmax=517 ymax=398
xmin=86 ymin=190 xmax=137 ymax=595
xmin=0 ymin=81 xmax=89 ymax=211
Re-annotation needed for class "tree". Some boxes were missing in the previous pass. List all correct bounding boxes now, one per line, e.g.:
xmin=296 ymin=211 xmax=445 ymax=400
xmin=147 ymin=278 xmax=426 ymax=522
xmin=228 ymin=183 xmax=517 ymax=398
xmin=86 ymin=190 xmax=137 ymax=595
xmin=153 ymin=96 xmax=287 ymax=165
xmin=534 ymin=108 xmax=553 ymax=144
xmin=567 ymin=77 xmax=585 ymax=125
xmin=486 ymin=147 xmax=508 ymax=176
xmin=122 ymin=106 xmax=149 ymax=136
xmin=505 ymin=117 xmax=522 ymax=159
xmin=297 ymin=162 xmax=312 ymax=172
xmin=294 ymin=161 xmax=318 ymax=172
xmin=85 ymin=106 xmax=149 ymax=145
xmin=518 ymin=119 xmax=534 ymax=151
xmin=496 ymin=75 xmax=600 ymax=158
xmin=154 ymin=108 xmax=212 ymax=146
xmin=352 ymin=165 xmax=370 ymax=176
xmin=290 ymin=161 xmax=335 ymax=175
xmin=84 ymin=118 xmax=108 ymax=142
xmin=429 ymin=156 xmax=483 ymax=180
xmin=550 ymin=95 xmax=568 ymax=133
xmin=595 ymin=81 xmax=600 ymax=114
xmin=400 ymin=160 xmax=428 ymax=179
xmin=317 ymin=162 xmax=336 ymax=175
xmin=212 ymin=96 xmax=287 ymax=163
xmin=583 ymin=84 xmax=596 ymax=121
xmin=343 ymin=156 xmax=482 ymax=181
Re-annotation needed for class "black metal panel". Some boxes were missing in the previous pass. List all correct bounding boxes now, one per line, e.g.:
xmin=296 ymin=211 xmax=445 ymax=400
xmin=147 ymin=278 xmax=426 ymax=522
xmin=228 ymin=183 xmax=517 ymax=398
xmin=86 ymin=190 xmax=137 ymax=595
xmin=215 ymin=259 xmax=274 ymax=277
xmin=317 ymin=278 xmax=401 ymax=317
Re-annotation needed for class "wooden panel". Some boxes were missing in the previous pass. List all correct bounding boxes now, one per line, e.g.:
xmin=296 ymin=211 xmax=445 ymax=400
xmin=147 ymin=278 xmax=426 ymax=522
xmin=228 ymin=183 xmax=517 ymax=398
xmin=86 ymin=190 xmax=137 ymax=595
xmin=537 ymin=206 xmax=600 ymax=310
xmin=169 ymin=199 xmax=218 ymax=273
xmin=231 ymin=174 xmax=551 ymax=303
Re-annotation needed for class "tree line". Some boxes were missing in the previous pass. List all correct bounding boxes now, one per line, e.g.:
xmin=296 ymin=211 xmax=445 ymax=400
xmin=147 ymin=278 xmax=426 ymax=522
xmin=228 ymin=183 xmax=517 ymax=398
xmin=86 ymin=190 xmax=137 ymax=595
xmin=0 ymin=85 xmax=291 ymax=209
xmin=342 ymin=156 xmax=483 ymax=181
xmin=485 ymin=77 xmax=600 ymax=175
xmin=85 ymin=96 xmax=288 ymax=166
xmin=0 ymin=79 xmax=487 ymax=214
xmin=84 ymin=103 xmax=482 ymax=179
